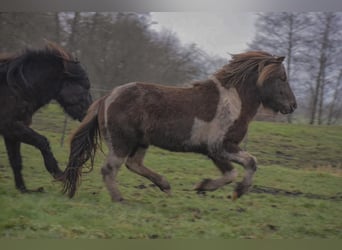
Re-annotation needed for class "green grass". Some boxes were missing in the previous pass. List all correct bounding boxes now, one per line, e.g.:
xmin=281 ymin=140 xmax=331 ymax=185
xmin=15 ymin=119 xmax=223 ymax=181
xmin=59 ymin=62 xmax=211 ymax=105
xmin=0 ymin=103 xmax=341 ymax=239
xmin=247 ymin=122 xmax=342 ymax=169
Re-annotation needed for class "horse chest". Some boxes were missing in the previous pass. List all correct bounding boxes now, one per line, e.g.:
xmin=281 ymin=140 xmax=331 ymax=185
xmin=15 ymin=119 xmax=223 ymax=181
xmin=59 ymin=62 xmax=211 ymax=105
xmin=188 ymin=87 xmax=242 ymax=149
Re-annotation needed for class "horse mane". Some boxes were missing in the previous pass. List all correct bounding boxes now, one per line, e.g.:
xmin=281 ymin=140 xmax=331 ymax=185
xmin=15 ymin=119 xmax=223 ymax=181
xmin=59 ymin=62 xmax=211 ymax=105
xmin=3 ymin=41 xmax=78 ymax=97
xmin=213 ymin=51 xmax=284 ymax=87
xmin=44 ymin=40 xmax=75 ymax=62
xmin=0 ymin=52 xmax=16 ymax=64
xmin=0 ymin=53 xmax=16 ymax=86
xmin=0 ymin=41 xmax=73 ymax=63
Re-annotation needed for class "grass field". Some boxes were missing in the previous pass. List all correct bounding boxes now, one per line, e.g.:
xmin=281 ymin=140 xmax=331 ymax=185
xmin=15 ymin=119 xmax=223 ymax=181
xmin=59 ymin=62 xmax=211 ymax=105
xmin=0 ymin=104 xmax=341 ymax=239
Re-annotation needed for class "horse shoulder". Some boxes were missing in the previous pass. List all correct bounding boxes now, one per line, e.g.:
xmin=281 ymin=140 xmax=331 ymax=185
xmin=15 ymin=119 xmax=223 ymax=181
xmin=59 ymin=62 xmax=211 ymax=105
xmin=188 ymin=85 xmax=242 ymax=148
xmin=219 ymin=86 xmax=242 ymax=120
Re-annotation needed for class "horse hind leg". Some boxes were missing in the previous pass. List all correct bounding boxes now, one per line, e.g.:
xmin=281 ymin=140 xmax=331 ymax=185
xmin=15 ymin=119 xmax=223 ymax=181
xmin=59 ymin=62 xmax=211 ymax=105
xmin=101 ymin=149 xmax=125 ymax=202
xmin=194 ymin=158 xmax=238 ymax=192
xmin=125 ymin=146 xmax=171 ymax=195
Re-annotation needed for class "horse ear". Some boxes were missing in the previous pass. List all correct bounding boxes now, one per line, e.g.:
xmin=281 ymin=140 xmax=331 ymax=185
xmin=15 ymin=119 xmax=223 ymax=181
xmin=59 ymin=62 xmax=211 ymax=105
xmin=275 ymin=56 xmax=285 ymax=62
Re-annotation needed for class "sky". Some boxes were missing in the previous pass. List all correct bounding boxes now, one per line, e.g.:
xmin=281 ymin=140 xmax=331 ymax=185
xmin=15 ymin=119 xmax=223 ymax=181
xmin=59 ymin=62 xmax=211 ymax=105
xmin=150 ymin=12 xmax=257 ymax=57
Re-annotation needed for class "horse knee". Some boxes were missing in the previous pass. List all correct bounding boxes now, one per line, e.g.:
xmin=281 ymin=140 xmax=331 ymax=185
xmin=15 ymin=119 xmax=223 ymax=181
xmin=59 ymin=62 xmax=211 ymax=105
xmin=37 ymin=136 xmax=52 ymax=152
xmin=227 ymin=151 xmax=257 ymax=171
xmin=125 ymin=159 xmax=135 ymax=171
xmin=247 ymin=156 xmax=257 ymax=171
xmin=101 ymin=165 xmax=112 ymax=176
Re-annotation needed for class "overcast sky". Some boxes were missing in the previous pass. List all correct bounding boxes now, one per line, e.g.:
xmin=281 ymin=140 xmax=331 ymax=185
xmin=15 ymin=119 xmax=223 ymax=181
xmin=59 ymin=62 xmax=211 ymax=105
xmin=150 ymin=12 xmax=257 ymax=57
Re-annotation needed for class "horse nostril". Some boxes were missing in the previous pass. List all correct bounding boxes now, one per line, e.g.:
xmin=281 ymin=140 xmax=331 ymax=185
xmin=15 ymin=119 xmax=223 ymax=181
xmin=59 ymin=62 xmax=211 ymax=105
xmin=289 ymin=102 xmax=297 ymax=112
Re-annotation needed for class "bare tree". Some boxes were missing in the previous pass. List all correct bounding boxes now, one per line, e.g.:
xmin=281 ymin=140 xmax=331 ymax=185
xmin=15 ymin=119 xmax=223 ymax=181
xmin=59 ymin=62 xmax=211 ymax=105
xmin=48 ymin=12 xmax=222 ymax=97
xmin=248 ymin=12 xmax=311 ymax=123
xmin=327 ymin=69 xmax=342 ymax=124
xmin=249 ymin=12 xmax=342 ymax=124
xmin=302 ymin=12 xmax=342 ymax=124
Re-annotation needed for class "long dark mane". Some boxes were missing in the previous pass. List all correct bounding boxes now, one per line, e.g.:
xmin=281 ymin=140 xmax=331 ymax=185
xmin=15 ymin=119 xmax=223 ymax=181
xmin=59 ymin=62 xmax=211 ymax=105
xmin=2 ymin=41 xmax=79 ymax=97
xmin=214 ymin=51 xmax=285 ymax=88
xmin=0 ymin=53 xmax=15 ymax=85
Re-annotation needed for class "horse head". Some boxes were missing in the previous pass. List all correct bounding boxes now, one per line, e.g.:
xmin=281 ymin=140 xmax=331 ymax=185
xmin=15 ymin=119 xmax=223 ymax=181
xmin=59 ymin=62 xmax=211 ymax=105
xmin=256 ymin=55 xmax=297 ymax=114
xmin=56 ymin=60 xmax=92 ymax=121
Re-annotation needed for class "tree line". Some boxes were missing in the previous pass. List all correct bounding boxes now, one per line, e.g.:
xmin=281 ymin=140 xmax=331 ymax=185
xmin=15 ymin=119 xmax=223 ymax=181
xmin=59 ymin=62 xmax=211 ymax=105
xmin=0 ymin=12 xmax=223 ymax=99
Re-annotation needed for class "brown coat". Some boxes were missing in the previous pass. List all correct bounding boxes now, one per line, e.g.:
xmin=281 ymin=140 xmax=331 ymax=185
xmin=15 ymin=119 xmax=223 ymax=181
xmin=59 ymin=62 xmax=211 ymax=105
xmin=62 ymin=51 xmax=297 ymax=202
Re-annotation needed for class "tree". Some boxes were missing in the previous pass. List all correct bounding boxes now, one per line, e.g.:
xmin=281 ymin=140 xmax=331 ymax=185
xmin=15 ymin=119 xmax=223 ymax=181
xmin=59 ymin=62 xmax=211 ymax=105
xmin=327 ymin=69 xmax=342 ymax=124
xmin=248 ymin=12 xmax=311 ymax=123
xmin=59 ymin=12 xmax=219 ymax=97
xmin=304 ymin=13 xmax=342 ymax=124
xmin=0 ymin=12 xmax=231 ymax=102
xmin=249 ymin=12 xmax=342 ymax=124
xmin=0 ymin=12 xmax=62 ymax=51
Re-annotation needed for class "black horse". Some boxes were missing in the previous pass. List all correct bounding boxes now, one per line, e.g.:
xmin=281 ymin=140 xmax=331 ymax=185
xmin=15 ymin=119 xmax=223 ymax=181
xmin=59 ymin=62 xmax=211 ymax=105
xmin=0 ymin=42 xmax=92 ymax=193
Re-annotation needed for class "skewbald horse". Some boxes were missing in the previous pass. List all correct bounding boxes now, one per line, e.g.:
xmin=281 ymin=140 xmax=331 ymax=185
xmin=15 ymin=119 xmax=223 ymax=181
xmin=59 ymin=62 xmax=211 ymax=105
xmin=62 ymin=51 xmax=297 ymax=202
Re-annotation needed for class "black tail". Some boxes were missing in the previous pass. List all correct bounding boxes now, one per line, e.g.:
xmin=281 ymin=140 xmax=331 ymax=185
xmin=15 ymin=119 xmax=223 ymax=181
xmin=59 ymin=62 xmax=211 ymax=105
xmin=61 ymin=98 xmax=103 ymax=198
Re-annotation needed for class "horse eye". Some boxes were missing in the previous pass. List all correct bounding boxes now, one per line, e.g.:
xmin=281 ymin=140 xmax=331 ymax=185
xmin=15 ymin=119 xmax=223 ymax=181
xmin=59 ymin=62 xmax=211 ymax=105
xmin=280 ymin=73 xmax=287 ymax=81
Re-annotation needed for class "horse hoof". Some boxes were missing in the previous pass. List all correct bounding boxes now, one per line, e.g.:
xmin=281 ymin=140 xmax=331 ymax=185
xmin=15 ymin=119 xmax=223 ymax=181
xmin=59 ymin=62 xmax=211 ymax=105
xmin=232 ymin=191 xmax=239 ymax=201
xmin=162 ymin=188 xmax=172 ymax=196
xmin=19 ymin=188 xmax=29 ymax=193
xmin=19 ymin=187 xmax=45 ymax=193
xmin=53 ymin=174 xmax=64 ymax=182
xmin=193 ymin=178 xmax=212 ymax=191
xmin=112 ymin=196 xmax=125 ymax=203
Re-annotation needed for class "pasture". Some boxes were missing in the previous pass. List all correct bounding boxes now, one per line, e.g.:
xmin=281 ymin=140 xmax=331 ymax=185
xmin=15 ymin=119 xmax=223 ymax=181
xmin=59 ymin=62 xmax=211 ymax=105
xmin=0 ymin=103 xmax=341 ymax=239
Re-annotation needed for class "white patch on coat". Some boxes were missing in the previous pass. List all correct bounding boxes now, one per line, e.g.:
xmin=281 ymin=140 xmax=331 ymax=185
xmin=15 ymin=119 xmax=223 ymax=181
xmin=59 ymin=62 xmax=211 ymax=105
xmin=102 ymin=82 xmax=138 ymax=149
xmin=104 ymin=82 xmax=137 ymax=128
xmin=187 ymin=77 xmax=242 ymax=152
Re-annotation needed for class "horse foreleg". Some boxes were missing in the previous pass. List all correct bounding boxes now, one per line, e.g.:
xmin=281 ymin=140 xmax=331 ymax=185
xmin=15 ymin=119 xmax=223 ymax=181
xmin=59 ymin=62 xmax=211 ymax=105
xmin=226 ymin=150 xmax=257 ymax=200
xmin=125 ymin=147 xmax=171 ymax=195
xmin=194 ymin=158 xmax=238 ymax=192
xmin=4 ymin=137 xmax=43 ymax=193
xmin=9 ymin=123 xmax=63 ymax=180
xmin=101 ymin=150 xmax=125 ymax=202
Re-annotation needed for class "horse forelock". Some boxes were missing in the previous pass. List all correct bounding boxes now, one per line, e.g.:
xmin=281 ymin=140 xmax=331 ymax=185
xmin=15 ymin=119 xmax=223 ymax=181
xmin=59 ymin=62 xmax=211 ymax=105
xmin=257 ymin=63 xmax=284 ymax=87
xmin=214 ymin=51 xmax=284 ymax=88
xmin=44 ymin=41 xmax=74 ymax=62
xmin=0 ymin=52 xmax=17 ymax=63
xmin=43 ymin=42 xmax=88 ymax=84
xmin=4 ymin=43 xmax=82 ymax=99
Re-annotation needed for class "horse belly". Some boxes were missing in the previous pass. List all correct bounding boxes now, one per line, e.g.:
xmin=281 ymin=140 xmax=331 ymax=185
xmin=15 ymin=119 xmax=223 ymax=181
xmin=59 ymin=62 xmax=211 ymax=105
xmin=145 ymin=117 xmax=194 ymax=151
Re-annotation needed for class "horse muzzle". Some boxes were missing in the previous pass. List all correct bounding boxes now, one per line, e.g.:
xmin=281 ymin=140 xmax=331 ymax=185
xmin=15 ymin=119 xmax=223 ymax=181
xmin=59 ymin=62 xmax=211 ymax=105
xmin=280 ymin=102 xmax=297 ymax=114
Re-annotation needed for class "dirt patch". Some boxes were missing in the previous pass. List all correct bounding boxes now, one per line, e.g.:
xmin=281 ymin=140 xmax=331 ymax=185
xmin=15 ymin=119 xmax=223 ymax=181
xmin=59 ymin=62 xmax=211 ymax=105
xmin=251 ymin=185 xmax=342 ymax=201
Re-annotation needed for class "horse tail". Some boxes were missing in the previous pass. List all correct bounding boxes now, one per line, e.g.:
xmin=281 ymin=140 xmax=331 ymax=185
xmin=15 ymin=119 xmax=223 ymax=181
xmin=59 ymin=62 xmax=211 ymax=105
xmin=61 ymin=97 xmax=103 ymax=198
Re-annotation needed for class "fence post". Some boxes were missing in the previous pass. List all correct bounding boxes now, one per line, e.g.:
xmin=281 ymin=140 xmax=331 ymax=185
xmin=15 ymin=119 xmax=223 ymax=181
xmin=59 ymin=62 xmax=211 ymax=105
xmin=60 ymin=114 xmax=68 ymax=147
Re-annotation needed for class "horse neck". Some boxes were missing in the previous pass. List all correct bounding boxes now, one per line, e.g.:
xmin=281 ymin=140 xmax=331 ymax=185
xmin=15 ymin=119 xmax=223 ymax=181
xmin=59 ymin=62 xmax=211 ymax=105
xmin=214 ymin=74 xmax=261 ymax=124
xmin=235 ymin=76 xmax=262 ymax=123
xmin=8 ymin=53 xmax=64 ymax=111
xmin=30 ymin=80 xmax=62 ymax=111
